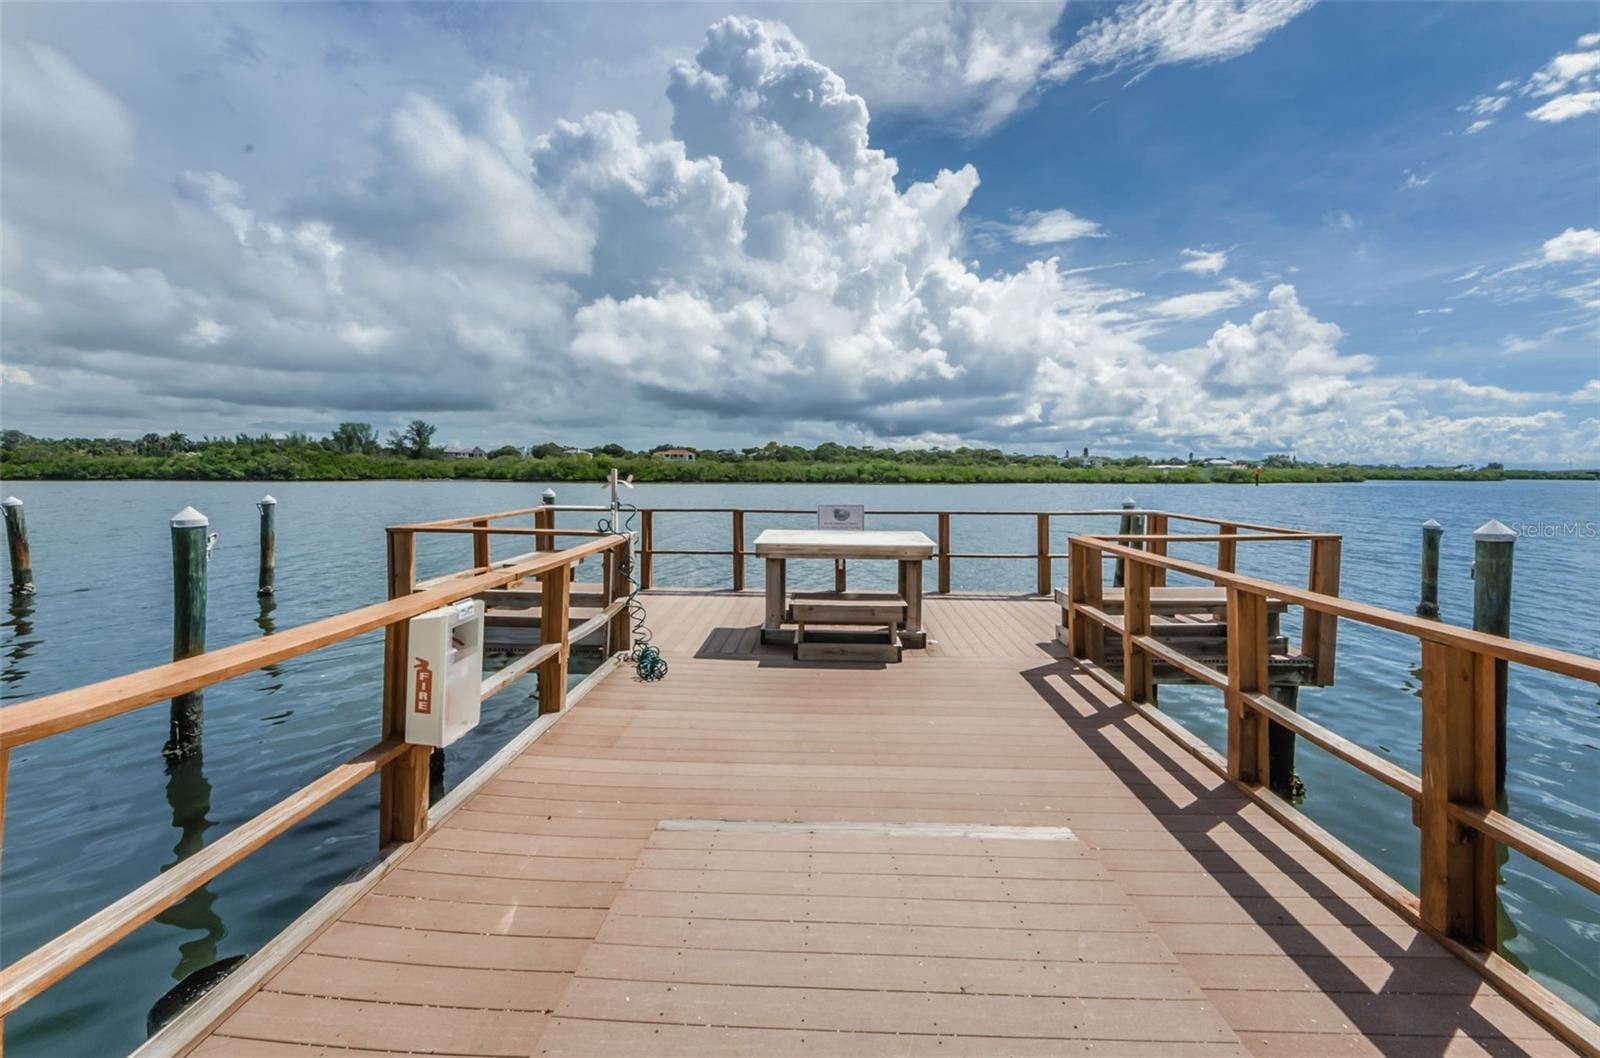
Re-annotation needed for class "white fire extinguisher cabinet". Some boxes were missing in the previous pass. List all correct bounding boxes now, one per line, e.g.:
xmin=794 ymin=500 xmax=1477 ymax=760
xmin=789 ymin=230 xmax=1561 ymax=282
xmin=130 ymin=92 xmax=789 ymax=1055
xmin=405 ymin=599 xmax=484 ymax=748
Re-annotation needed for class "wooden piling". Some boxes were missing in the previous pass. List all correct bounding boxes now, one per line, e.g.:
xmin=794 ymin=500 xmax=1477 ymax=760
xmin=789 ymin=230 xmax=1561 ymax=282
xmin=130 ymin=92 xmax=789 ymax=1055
xmin=163 ymin=507 xmax=209 ymax=760
xmin=1266 ymin=685 xmax=1302 ymax=799
xmin=536 ymin=491 xmax=556 ymax=554
xmin=2 ymin=496 xmax=33 ymax=595
xmin=1417 ymin=518 xmax=1442 ymax=618
xmin=732 ymin=510 xmax=745 ymax=592
xmin=255 ymin=495 xmax=276 ymax=597
xmin=1472 ymin=519 xmax=1516 ymax=795
xmin=1113 ymin=498 xmax=1135 ymax=588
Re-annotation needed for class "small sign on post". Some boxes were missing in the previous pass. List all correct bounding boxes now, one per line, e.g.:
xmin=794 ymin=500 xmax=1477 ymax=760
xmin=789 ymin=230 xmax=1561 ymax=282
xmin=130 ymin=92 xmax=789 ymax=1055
xmin=817 ymin=505 xmax=864 ymax=590
xmin=817 ymin=505 xmax=865 ymax=531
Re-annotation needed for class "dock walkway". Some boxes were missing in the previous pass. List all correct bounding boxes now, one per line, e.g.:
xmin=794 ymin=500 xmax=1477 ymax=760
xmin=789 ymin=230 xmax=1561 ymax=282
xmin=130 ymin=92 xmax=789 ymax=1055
xmin=193 ymin=592 xmax=1570 ymax=1057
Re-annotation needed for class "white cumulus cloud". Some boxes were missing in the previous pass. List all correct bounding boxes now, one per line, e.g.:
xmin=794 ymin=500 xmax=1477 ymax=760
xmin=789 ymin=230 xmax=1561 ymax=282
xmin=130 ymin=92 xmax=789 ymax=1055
xmin=1 ymin=15 xmax=1594 ymax=465
xmin=1542 ymin=227 xmax=1600 ymax=263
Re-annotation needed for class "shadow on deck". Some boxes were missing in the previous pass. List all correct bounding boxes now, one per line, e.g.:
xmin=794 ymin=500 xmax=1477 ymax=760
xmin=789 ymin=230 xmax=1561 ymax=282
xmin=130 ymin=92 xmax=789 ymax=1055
xmin=186 ymin=592 xmax=1574 ymax=1058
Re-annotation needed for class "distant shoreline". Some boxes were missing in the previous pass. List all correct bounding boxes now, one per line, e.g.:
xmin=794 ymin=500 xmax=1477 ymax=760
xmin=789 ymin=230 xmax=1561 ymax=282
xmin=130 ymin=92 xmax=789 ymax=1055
xmin=3 ymin=452 xmax=1594 ymax=485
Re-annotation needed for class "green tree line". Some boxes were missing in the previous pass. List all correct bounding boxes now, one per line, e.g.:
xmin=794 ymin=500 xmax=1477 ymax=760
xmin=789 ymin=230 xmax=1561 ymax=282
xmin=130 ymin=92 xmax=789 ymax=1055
xmin=2 ymin=426 xmax=1593 ymax=484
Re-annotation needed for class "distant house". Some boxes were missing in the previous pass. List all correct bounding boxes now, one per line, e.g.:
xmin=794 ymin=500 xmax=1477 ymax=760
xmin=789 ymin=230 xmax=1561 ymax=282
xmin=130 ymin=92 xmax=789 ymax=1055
xmin=563 ymin=448 xmax=593 ymax=458
xmin=1203 ymin=457 xmax=1238 ymax=467
xmin=653 ymin=447 xmax=697 ymax=462
xmin=442 ymin=444 xmax=487 ymax=460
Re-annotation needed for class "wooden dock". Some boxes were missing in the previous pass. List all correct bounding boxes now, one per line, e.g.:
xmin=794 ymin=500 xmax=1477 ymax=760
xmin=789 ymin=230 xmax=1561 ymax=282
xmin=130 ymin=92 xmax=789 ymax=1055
xmin=182 ymin=593 xmax=1571 ymax=1055
xmin=2 ymin=504 xmax=1595 ymax=1057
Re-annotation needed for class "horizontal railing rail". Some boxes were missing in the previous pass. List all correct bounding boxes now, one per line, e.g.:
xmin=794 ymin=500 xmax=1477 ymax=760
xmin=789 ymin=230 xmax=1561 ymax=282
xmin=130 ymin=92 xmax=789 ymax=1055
xmin=0 ymin=511 xmax=636 ymax=1024
xmin=556 ymin=504 xmax=1334 ymax=596
xmin=1063 ymin=532 xmax=1600 ymax=1054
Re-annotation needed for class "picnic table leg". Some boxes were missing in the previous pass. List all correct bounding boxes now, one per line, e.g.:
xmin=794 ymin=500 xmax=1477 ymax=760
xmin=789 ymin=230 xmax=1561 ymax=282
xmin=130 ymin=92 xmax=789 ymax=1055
xmin=901 ymin=559 xmax=926 ymax=648
xmin=762 ymin=556 xmax=786 ymax=644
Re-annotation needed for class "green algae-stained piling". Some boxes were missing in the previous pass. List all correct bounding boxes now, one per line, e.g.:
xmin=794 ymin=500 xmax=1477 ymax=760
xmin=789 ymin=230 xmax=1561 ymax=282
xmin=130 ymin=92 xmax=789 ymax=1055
xmin=255 ymin=495 xmax=276 ymax=597
xmin=1474 ymin=518 xmax=1517 ymax=795
xmin=1267 ymin=684 xmax=1303 ymax=800
xmin=1417 ymin=517 xmax=1443 ymax=617
xmin=2 ymin=496 xmax=34 ymax=596
xmin=163 ymin=506 xmax=209 ymax=761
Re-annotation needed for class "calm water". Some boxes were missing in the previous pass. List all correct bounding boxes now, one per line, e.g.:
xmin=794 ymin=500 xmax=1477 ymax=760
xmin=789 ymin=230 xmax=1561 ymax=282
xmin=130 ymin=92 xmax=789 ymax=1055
xmin=1 ymin=479 xmax=1597 ymax=1054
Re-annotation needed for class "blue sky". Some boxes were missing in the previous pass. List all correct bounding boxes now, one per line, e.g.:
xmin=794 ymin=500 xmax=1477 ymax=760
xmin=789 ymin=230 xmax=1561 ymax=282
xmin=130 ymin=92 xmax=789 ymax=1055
xmin=1 ymin=1 xmax=1596 ymax=463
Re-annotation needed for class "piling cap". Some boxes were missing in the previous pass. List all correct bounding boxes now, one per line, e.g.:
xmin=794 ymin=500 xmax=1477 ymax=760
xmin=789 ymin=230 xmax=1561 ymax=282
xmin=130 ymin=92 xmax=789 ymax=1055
xmin=1 ymin=496 xmax=20 ymax=508
xmin=541 ymin=488 xmax=556 ymax=502
xmin=259 ymin=494 xmax=277 ymax=505
xmin=170 ymin=506 xmax=209 ymax=528
xmin=1473 ymin=518 xmax=1517 ymax=543
xmin=1121 ymin=497 xmax=1136 ymax=508
xmin=1421 ymin=518 xmax=1442 ymax=530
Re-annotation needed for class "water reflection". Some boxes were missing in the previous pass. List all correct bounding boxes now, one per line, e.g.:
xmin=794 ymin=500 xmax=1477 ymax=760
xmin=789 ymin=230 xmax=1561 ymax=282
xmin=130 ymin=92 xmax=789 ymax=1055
xmin=153 ymin=753 xmax=227 ymax=981
xmin=2 ymin=592 xmax=37 ymax=692
xmin=255 ymin=597 xmax=284 ymax=682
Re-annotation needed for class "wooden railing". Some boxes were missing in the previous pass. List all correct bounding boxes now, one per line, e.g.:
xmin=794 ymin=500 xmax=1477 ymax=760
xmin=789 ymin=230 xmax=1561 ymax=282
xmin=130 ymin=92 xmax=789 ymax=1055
xmin=0 ymin=510 xmax=634 ymax=1025
xmin=598 ymin=505 xmax=1328 ymax=598
xmin=1064 ymin=532 xmax=1600 ymax=1053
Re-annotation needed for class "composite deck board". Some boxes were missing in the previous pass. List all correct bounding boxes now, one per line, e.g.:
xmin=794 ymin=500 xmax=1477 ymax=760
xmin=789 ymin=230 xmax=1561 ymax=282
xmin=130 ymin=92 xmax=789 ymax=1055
xmin=197 ymin=592 xmax=1576 ymax=1057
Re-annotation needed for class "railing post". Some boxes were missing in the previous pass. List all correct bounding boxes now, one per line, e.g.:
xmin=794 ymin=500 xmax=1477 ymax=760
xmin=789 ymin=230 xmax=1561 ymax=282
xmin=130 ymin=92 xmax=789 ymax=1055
xmin=379 ymin=528 xmax=427 ymax=847
xmin=1113 ymin=498 xmax=1134 ymax=588
xmin=639 ymin=510 xmax=654 ymax=590
xmin=1145 ymin=513 xmax=1168 ymax=587
xmin=937 ymin=512 xmax=951 ymax=594
xmin=1303 ymin=537 xmax=1341 ymax=684
xmin=1068 ymin=540 xmax=1104 ymax=663
xmin=472 ymin=518 xmax=490 ymax=569
xmin=732 ymin=510 xmax=745 ymax=592
xmin=1217 ymin=523 xmax=1237 ymax=574
xmin=534 ymin=507 xmax=555 ymax=553
xmin=1226 ymin=586 xmax=1268 ymax=786
xmin=538 ymin=561 xmax=571 ymax=715
xmin=1122 ymin=557 xmax=1153 ymax=704
xmin=607 ymin=539 xmax=632 ymax=654
xmin=1420 ymin=640 xmax=1496 ymax=946
xmin=1035 ymin=513 xmax=1051 ymax=596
